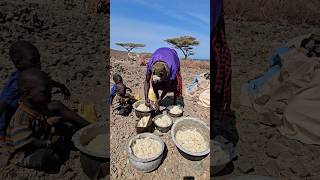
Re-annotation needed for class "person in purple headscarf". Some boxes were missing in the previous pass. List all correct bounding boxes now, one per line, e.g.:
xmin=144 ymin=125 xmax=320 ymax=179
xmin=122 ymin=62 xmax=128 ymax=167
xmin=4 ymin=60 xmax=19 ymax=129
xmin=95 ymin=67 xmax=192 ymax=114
xmin=144 ymin=47 xmax=183 ymax=110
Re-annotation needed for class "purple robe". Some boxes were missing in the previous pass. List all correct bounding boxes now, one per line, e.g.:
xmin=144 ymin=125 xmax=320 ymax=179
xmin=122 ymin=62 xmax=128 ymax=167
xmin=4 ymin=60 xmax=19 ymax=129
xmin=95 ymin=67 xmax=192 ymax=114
xmin=146 ymin=47 xmax=180 ymax=81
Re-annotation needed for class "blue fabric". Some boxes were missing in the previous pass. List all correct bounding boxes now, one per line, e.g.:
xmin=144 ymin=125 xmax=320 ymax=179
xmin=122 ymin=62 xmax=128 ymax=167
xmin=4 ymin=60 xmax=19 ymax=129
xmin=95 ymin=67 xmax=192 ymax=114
xmin=0 ymin=70 xmax=21 ymax=136
xmin=109 ymin=84 xmax=117 ymax=103
xmin=246 ymin=46 xmax=291 ymax=95
xmin=247 ymin=65 xmax=281 ymax=94
xmin=187 ymin=74 xmax=201 ymax=92
xmin=267 ymin=46 xmax=291 ymax=67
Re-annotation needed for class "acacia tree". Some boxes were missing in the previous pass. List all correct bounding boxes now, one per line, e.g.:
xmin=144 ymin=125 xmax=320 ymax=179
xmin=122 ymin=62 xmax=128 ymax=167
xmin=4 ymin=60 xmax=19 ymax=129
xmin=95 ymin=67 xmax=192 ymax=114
xmin=164 ymin=36 xmax=199 ymax=60
xmin=115 ymin=42 xmax=145 ymax=60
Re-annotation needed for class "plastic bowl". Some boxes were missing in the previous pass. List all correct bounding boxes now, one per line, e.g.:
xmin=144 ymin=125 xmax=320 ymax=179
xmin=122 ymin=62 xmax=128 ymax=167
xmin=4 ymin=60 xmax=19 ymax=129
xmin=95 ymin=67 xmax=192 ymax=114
xmin=171 ymin=117 xmax=210 ymax=161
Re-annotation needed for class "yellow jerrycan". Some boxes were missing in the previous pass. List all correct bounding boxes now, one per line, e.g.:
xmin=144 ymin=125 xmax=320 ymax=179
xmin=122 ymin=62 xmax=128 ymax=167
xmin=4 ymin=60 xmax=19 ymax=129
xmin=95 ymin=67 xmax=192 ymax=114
xmin=148 ymin=87 xmax=157 ymax=102
xmin=134 ymin=92 xmax=142 ymax=101
xmin=78 ymin=102 xmax=97 ymax=124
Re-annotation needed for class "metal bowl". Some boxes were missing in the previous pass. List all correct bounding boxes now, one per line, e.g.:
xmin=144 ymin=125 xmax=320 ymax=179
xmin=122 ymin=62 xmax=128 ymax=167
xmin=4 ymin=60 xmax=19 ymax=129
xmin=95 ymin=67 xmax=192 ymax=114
xmin=128 ymin=133 xmax=165 ymax=172
xmin=166 ymin=105 xmax=183 ymax=118
xmin=171 ymin=117 xmax=210 ymax=161
xmin=72 ymin=122 xmax=109 ymax=179
xmin=133 ymin=100 xmax=153 ymax=118
xmin=153 ymin=114 xmax=173 ymax=133
xmin=211 ymin=140 xmax=231 ymax=174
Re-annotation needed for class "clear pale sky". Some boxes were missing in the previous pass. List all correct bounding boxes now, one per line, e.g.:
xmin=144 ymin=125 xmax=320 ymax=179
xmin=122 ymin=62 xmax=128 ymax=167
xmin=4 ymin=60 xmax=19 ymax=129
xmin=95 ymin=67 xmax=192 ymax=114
xmin=111 ymin=0 xmax=210 ymax=60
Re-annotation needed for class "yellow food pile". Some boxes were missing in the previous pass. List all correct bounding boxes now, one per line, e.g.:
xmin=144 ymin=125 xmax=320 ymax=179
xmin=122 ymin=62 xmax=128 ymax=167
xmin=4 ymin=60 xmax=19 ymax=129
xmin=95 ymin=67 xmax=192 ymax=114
xmin=132 ymin=137 xmax=162 ymax=159
xmin=176 ymin=129 xmax=208 ymax=153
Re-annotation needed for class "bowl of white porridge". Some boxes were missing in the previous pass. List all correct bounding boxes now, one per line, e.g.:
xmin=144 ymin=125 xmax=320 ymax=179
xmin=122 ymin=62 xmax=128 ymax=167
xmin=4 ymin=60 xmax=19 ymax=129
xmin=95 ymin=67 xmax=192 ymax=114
xmin=153 ymin=114 xmax=173 ymax=133
xmin=166 ymin=105 xmax=183 ymax=118
xmin=128 ymin=133 xmax=165 ymax=172
xmin=171 ymin=117 xmax=210 ymax=161
xmin=133 ymin=100 xmax=154 ymax=118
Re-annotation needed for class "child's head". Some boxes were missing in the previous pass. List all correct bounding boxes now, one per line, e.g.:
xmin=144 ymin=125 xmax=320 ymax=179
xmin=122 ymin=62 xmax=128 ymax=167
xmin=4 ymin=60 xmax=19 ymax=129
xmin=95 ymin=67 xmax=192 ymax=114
xmin=116 ymin=83 xmax=126 ymax=98
xmin=18 ymin=68 xmax=52 ymax=110
xmin=9 ymin=40 xmax=41 ymax=71
xmin=113 ymin=74 xmax=123 ymax=84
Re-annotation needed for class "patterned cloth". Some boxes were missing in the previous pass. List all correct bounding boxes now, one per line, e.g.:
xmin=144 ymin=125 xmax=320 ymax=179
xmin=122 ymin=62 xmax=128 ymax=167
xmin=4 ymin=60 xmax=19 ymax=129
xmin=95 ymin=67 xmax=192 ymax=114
xmin=0 ymin=70 xmax=21 ymax=136
xmin=6 ymin=102 xmax=48 ymax=154
xmin=176 ymin=70 xmax=183 ymax=97
xmin=212 ymin=0 xmax=232 ymax=121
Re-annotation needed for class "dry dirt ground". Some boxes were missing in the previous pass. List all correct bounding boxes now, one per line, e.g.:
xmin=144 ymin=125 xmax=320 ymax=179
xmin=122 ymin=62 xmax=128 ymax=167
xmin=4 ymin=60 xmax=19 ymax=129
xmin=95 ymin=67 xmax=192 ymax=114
xmin=110 ymin=51 xmax=210 ymax=180
xmin=0 ymin=0 xmax=107 ymax=179
xmin=215 ymin=18 xmax=320 ymax=179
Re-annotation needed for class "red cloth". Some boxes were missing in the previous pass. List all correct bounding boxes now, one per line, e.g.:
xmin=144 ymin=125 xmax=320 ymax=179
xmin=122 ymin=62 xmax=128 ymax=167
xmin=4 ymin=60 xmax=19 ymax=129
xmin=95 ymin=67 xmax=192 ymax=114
xmin=212 ymin=29 xmax=232 ymax=120
xmin=176 ymin=70 xmax=183 ymax=97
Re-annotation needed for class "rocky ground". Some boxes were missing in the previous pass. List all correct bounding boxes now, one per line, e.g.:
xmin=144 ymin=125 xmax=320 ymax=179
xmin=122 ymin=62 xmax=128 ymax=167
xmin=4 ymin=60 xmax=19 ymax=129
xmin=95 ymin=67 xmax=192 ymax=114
xmin=215 ymin=18 xmax=320 ymax=179
xmin=109 ymin=51 xmax=210 ymax=180
xmin=0 ymin=0 xmax=107 ymax=179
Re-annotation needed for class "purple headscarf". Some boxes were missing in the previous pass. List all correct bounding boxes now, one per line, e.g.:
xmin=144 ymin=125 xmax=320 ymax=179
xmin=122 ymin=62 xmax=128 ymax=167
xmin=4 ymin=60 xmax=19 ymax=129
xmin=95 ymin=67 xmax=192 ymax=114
xmin=146 ymin=47 xmax=180 ymax=81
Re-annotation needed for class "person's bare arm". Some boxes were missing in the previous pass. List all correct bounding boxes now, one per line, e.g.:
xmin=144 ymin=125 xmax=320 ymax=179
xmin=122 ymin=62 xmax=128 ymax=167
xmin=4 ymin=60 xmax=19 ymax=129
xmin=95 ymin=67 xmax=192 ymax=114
xmin=159 ymin=89 xmax=168 ymax=102
xmin=144 ymin=73 xmax=151 ymax=106
xmin=50 ymin=80 xmax=71 ymax=100
xmin=126 ymin=87 xmax=132 ymax=93
xmin=48 ymin=101 xmax=89 ymax=127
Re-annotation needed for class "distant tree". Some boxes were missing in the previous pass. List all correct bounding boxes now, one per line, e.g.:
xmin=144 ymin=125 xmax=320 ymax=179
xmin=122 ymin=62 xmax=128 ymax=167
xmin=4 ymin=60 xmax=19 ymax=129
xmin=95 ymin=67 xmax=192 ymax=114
xmin=164 ymin=36 xmax=199 ymax=60
xmin=115 ymin=42 xmax=145 ymax=60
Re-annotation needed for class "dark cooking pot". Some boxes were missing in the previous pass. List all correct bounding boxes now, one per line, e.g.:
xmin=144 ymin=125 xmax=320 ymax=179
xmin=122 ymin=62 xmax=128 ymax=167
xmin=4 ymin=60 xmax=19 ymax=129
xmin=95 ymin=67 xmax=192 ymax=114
xmin=72 ymin=122 xmax=109 ymax=179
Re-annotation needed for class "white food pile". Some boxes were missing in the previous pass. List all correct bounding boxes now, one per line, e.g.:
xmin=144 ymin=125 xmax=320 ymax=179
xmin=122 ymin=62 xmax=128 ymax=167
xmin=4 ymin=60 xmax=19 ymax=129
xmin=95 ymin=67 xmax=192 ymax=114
xmin=155 ymin=115 xmax=172 ymax=127
xmin=169 ymin=106 xmax=182 ymax=114
xmin=132 ymin=137 xmax=162 ymax=159
xmin=137 ymin=103 xmax=151 ymax=111
xmin=176 ymin=129 xmax=208 ymax=153
xmin=137 ymin=116 xmax=150 ymax=127
xmin=86 ymin=134 xmax=107 ymax=155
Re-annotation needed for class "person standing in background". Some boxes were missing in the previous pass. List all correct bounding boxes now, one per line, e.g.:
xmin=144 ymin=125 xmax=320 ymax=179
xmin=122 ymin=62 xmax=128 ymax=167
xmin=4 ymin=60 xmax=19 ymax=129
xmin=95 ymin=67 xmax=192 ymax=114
xmin=211 ymin=0 xmax=238 ymax=148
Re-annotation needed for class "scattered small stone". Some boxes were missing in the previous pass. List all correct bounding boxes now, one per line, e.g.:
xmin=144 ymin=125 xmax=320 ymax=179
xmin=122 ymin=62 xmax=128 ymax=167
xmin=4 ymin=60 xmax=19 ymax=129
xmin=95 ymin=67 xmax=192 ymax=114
xmin=263 ymin=159 xmax=280 ymax=177
xmin=266 ymin=141 xmax=286 ymax=158
xmin=289 ymin=160 xmax=310 ymax=177
xmin=308 ymin=175 xmax=320 ymax=180
xmin=238 ymin=159 xmax=254 ymax=174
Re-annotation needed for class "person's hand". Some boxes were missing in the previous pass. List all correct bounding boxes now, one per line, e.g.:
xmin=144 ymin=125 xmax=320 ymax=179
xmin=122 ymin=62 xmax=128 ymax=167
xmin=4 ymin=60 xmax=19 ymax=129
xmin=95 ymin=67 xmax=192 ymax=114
xmin=47 ymin=116 xmax=62 ymax=126
xmin=60 ymin=85 xmax=71 ymax=100
xmin=51 ymin=134 xmax=60 ymax=144
xmin=155 ymin=99 xmax=160 ymax=111
xmin=145 ymin=99 xmax=151 ymax=107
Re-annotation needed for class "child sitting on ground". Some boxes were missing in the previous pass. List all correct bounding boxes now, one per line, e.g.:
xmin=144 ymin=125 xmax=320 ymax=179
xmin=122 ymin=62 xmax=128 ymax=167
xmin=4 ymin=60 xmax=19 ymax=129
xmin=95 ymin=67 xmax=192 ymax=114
xmin=0 ymin=40 xmax=71 ymax=142
xmin=3 ymin=69 xmax=87 ymax=173
xmin=109 ymin=73 xmax=132 ymax=104
xmin=112 ymin=83 xmax=136 ymax=116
